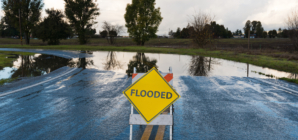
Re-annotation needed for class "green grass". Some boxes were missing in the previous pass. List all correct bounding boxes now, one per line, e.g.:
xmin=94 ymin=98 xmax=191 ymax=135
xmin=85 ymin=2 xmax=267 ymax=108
xmin=0 ymin=44 xmax=298 ymax=74
xmin=0 ymin=77 xmax=18 ymax=86
xmin=0 ymin=38 xmax=292 ymax=46
xmin=279 ymin=78 xmax=298 ymax=84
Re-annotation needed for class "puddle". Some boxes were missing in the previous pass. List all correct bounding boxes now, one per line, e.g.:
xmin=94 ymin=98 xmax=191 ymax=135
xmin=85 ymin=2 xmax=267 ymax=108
xmin=0 ymin=51 xmax=297 ymax=82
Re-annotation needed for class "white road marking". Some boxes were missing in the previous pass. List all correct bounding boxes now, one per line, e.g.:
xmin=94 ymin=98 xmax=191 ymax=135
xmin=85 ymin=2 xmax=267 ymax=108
xmin=0 ymin=68 xmax=78 ymax=97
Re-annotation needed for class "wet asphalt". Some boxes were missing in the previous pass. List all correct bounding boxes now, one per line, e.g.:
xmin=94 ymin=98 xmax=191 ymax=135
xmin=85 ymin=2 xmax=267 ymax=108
xmin=0 ymin=49 xmax=298 ymax=140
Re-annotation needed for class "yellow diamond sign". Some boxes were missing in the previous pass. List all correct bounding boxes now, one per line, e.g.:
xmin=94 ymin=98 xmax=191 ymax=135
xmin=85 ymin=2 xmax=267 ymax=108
xmin=123 ymin=68 xmax=180 ymax=123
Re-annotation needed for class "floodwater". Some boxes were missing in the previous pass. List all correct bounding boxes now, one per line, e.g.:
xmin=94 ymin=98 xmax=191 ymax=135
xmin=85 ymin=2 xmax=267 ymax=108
xmin=0 ymin=54 xmax=75 ymax=80
xmin=0 ymin=49 xmax=298 ymax=139
xmin=0 ymin=51 xmax=297 ymax=81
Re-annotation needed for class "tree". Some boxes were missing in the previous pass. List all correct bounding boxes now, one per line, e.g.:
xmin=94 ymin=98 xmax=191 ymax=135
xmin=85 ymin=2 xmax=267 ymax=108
xmin=34 ymin=9 xmax=72 ymax=45
xmin=64 ymin=0 xmax=100 ymax=45
xmin=102 ymin=21 xmax=123 ymax=44
xmin=2 ymin=0 xmax=44 ymax=44
xmin=243 ymin=20 xmax=252 ymax=38
xmin=278 ymin=28 xmax=282 ymax=38
xmin=233 ymin=29 xmax=241 ymax=35
xmin=180 ymin=27 xmax=190 ymax=38
xmin=251 ymin=21 xmax=258 ymax=33
xmin=124 ymin=0 xmax=163 ymax=45
xmin=0 ymin=20 xmax=3 ymax=37
xmin=174 ymin=27 xmax=181 ymax=38
xmin=268 ymin=30 xmax=273 ymax=38
xmin=210 ymin=21 xmax=232 ymax=38
xmin=227 ymin=30 xmax=233 ymax=38
xmin=100 ymin=30 xmax=108 ymax=38
xmin=262 ymin=31 xmax=267 ymax=38
xmin=281 ymin=29 xmax=289 ymax=38
xmin=189 ymin=11 xmax=213 ymax=48
xmin=272 ymin=30 xmax=277 ymax=38
xmin=255 ymin=21 xmax=264 ymax=38
xmin=0 ymin=18 xmax=20 ymax=38
xmin=86 ymin=28 xmax=96 ymax=36
xmin=286 ymin=10 xmax=298 ymax=51
xmin=168 ymin=30 xmax=174 ymax=37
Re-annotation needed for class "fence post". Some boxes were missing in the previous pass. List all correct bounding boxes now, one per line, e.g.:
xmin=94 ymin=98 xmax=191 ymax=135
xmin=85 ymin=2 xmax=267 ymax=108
xmin=129 ymin=68 xmax=137 ymax=140
xmin=169 ymin=67 xmax=173 ymax=140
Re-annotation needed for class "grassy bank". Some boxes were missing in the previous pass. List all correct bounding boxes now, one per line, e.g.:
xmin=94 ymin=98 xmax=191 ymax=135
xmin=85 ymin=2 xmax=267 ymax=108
xmin=0 ymin=38 xmax=292 ymax=46
xmin=0 ymin=77 xmax=18 ymax=86
xmin=279 ymin=78 xmax=298 ymax=84
xmin=1 ymin=44 xmax=298 ymax=75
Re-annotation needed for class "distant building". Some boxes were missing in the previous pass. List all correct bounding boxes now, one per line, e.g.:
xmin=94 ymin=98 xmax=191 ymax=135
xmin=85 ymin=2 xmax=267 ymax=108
xmin=157 ymin=36 xmax=168 ymax=38
xmin=233 ymin=35 xmax=244 ymax=38
xmin=243 ymin=34 xmax=256 ymax=38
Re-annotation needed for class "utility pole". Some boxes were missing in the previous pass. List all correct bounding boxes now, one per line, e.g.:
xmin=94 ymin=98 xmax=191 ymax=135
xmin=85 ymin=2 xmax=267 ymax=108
xmin=19 ymin=9 xmax=23 ymax=45
xmin=247 ymin=63 xmax=249 ymax=77
xmin=248 ymin=28 xmax=250 ymax=50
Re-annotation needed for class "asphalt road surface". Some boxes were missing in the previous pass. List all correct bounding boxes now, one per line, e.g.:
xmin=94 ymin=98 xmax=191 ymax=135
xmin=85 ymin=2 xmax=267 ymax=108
xmin=0 ymin=49 xmax=298 ymax=139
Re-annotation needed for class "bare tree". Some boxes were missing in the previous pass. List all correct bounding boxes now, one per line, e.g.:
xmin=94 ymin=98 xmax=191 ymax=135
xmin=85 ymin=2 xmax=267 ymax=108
xmin=286 ymin=10 xmax=298 ymax=51
xmin=189 ymin=11 xmax=214 ymax=48
xmin=102 ymin=21 xmax=123 ymax=45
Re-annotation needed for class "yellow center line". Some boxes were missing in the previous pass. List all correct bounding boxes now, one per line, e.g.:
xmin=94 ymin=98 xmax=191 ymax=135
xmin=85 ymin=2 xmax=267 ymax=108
xmin=155 ymin=112 xmax=168 ymax=140
xmin=141 ymin=125 xmax=154 ymax=140
xmin=155 ymin=125 xmax=166 ymax=140
xmin=141 ymin=110 xmax=170 ymax=140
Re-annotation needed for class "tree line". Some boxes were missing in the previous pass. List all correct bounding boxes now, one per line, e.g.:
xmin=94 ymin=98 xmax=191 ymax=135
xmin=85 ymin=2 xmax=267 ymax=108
xmin=1 ymin=0 xmax=100 ymax=45
xmin=1 ymin=0 xmax=298 ymax=50
xmin=231 ymin=20 xmax=289 ymax=39
xmin=1 ymin=0 xmax=162 ymax=46
xmin=170 ymin=21 xmax=233 ymax=39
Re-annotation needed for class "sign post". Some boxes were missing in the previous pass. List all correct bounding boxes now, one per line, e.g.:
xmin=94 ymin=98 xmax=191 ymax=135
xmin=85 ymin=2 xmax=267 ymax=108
xmin=123 ymin=67 xmax=180 ymax=140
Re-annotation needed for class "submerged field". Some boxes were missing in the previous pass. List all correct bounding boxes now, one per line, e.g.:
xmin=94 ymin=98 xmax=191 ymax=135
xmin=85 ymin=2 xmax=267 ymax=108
xmin=0 ymin=38 xmax=297 ymax=84
xmin=0 ymin=44 xmax=297 ymax=74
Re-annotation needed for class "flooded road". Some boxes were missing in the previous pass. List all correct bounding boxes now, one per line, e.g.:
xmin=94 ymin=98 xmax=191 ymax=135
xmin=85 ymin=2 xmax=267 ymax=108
xmin=0 ymin=48 xmax=298 ymax=139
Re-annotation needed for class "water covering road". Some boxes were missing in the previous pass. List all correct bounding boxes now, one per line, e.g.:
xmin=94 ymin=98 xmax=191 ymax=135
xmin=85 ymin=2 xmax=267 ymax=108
xmin=0 ymin=49 xmax=298 ymax=139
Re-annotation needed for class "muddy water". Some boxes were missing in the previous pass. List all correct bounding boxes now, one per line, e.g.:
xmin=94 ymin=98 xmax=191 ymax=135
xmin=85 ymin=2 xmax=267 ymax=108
xmin=0 ymin=51 xmax=297 ymax=81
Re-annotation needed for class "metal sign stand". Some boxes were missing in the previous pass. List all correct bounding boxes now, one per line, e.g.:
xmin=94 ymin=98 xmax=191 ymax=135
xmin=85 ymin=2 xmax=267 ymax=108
xmin=129 ymin=67 xmax=173 ymax=140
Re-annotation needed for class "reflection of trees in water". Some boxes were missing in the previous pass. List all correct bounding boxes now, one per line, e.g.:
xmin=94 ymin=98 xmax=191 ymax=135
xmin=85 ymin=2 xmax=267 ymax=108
xmin=126 ymin=53 xmax=158 ymax=77
xmin=11 ymin=54 xmax=77 ymax=78
xmin=103 ymin=51 xmax=123 ymax=70
xmin=189 ymin=56 xmax=217 ymax=76
xmin=78 ymin=51 xmax=94 ymax=69
xmin=78 ymin=58 xmax=94 ymax=69
xmin=288 ymin=73 xmax=298 ymax=79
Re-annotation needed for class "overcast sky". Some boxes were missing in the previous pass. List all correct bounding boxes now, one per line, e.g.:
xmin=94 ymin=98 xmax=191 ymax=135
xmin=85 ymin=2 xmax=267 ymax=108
xmin=1 ymin=0 xmax=298 ymax=36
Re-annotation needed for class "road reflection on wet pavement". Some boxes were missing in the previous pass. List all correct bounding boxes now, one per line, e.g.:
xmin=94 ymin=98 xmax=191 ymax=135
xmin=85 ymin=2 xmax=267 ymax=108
xmin=0 ymin=49 xmax=297 ymax=139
